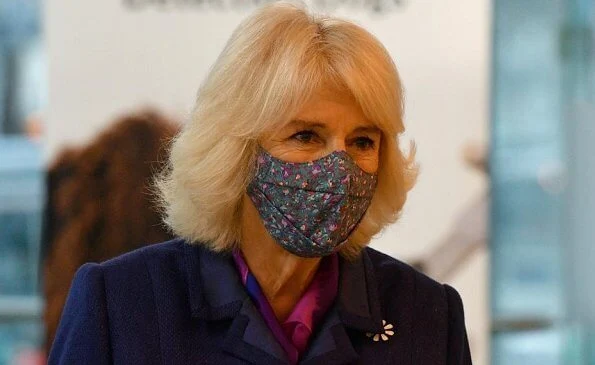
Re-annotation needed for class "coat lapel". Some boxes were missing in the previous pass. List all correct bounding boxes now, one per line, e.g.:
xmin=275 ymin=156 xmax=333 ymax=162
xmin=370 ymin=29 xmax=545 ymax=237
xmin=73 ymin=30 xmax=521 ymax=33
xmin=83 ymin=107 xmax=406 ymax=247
xmin=300 ymin=250 xmax=386 ymax=365
xmin=336 ymin=250 xmax=385 ymax=334
xmin=183 ymin=243 xmax=290 ymax=364
xmin=299 ymin=307 xmax=359 ymax=365
xmin=222 ymin=299 xmax=290 ymax=365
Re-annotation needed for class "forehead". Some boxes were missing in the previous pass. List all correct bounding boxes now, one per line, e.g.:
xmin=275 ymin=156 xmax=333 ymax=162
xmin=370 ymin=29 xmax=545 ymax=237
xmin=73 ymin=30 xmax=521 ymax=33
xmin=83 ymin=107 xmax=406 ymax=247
xmin=284 ymin=86 xmax=379 ymax=130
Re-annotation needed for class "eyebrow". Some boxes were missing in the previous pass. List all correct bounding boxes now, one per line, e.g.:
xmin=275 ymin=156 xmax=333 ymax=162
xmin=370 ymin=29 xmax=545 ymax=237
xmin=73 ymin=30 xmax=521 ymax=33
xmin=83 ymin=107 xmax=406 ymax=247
xmin=288 ymin=119 xmax=326 ymax=130
xmin=352 ymin=126 xmax=382 ymax=135
xmin=288 ymin=119 xmax=381 ymax=134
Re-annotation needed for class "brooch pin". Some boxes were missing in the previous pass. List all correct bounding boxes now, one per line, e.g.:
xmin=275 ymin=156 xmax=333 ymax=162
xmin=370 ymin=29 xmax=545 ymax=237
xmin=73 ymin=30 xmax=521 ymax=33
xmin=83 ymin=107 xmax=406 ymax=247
xmin=366 ymin=320 xmax=395 ymax=342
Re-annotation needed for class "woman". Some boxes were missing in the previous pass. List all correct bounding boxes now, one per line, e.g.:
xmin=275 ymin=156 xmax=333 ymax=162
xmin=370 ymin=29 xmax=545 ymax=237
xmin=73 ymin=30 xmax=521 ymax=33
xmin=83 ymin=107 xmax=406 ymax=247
xmin=49 ymin=2 xmax=472 ymax=364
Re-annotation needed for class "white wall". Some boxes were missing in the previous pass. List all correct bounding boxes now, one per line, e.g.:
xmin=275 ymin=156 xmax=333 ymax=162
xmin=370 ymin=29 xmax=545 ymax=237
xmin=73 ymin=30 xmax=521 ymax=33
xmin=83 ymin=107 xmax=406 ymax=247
xmin=45 ymin=1 xmax=490 ymax=363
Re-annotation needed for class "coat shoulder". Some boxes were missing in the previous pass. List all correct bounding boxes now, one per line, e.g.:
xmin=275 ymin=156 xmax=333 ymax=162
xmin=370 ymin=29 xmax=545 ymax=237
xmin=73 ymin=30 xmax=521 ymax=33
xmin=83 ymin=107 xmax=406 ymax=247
xmin=363 ymin=247 xmax=465 ymax=313
xmin=100 ymin=237 xmax=188 ymax=270
xmin=362 ymin=247 xmax=451 ymax=332
xmin=95 ymin=238 xmax=192 ymax=307
xmin=363 ymin=246 xmax=446 ymax=297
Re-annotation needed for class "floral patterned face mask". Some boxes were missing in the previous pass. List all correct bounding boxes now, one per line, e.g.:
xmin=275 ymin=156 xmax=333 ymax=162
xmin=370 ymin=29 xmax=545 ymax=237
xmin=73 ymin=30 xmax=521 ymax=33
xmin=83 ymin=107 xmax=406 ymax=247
xmin=247 ymin=147 xmax=378 ymax=258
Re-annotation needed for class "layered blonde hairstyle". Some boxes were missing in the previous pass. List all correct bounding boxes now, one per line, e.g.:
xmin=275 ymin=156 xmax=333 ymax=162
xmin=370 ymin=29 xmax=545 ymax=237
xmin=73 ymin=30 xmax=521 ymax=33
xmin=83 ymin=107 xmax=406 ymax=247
xmin=156 ymin=1 xmax=417 ymax=259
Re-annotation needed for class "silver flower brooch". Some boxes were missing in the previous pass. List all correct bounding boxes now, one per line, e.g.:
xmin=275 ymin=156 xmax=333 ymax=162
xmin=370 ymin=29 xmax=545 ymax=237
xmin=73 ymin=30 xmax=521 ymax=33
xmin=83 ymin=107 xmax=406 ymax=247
xmin=366 ymin=320 xmax=395 ymax=342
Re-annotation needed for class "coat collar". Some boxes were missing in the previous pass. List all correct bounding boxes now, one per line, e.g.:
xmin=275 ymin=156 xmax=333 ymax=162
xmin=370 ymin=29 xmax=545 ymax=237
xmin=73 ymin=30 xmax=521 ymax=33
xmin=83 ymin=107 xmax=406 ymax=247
xmin=182 ymin=242 xmax=385 ymax=364
xmin=336 ymin=249 xmax=385 ymax=334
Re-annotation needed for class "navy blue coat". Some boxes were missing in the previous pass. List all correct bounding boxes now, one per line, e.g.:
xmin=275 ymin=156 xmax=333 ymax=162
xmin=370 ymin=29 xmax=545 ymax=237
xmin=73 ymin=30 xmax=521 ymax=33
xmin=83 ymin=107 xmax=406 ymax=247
xmin=49 ymin=238 xmax=472 ymax=364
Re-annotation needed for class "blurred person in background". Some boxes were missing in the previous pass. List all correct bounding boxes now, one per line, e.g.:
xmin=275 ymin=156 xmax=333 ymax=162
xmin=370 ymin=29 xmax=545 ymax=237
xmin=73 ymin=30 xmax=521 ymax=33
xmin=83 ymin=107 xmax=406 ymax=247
xmin=48 ymin=2 xmax=472 ymax=364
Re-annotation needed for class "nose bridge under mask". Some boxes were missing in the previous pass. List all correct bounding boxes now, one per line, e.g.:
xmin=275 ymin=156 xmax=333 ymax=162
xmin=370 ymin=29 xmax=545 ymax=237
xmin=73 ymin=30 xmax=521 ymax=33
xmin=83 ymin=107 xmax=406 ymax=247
xmin=316 ymin=145 xmax=378 ymax=175
xmin=254 ymin=147 xmax=376 ymax=197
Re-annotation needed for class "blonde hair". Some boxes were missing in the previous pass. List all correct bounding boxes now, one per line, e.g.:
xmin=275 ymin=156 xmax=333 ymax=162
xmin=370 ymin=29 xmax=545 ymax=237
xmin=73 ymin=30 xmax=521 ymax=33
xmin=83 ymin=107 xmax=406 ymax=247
xmin=155 ymin=1 xmax=417 ymax=260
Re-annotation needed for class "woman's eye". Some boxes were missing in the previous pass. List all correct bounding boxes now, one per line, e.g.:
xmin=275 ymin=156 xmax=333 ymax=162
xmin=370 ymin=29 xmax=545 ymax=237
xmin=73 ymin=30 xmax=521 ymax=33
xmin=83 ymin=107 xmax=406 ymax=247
xmin=290 ymin=130 xmax=319 ymax=144
xmin=353 ymin=137 xmax=375 ymax=150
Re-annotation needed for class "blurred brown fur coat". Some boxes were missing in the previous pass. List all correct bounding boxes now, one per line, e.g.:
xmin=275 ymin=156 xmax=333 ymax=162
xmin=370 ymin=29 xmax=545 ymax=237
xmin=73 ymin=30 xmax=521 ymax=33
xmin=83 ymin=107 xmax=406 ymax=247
xmin=42 ymin=110 xmax=179 ymax=354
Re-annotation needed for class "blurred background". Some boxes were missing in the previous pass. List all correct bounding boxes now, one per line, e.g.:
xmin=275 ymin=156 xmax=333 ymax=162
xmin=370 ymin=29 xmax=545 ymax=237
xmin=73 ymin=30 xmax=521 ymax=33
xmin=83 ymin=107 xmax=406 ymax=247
xmin=0 ymin=0 xmax=593 ymax=364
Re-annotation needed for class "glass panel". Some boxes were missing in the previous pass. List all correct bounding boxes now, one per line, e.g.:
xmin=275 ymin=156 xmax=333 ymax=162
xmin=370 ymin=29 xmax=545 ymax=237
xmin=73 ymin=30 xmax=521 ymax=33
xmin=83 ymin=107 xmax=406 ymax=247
xmin=0 ymin=321 xmax=44 ymax=365
xmin=491 ymin=0 xmax=565 ymax=323
xmin=0 ymin=0 xmax=46 ymax=362
xmin=0 ymin=138 xmax=43 ymax=296
xmin=492 ymin=0 xmax=595 ymax=363
xmin=493 ymin=329 xmax=566 ymax=365
xmin=561 ymin=0 xmax=595 ymax=362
